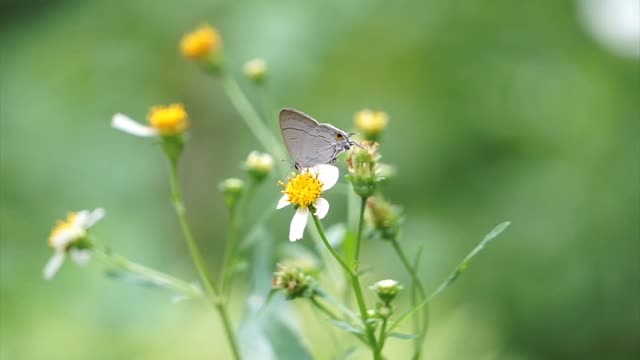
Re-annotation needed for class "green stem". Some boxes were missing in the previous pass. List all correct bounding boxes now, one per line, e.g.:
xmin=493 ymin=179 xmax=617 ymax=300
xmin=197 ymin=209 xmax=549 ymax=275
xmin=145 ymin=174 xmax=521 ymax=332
xmin=218 ymin=72 xmax=287 ymax=170
xmin=312 ymin=211 xmax=380 ymax=359
xmin=391 ymin=239 xmax=427 ymax=359
xmin=377 ymin=317 xmax=389 ymax=352
xmin=94 ymin=248 xmax=202 ymax=299
xmin=312 ymin=214 xmax=354 ymax=277
xmin=166 ymin=158 xmax=242 ymax=360
xmin=311 ymin=296 xmax=339 ymax=321
xmin=354 ymin=197 xmax=367 ymax=268
xmin=219 ymin=207 xmax=238 ymax=297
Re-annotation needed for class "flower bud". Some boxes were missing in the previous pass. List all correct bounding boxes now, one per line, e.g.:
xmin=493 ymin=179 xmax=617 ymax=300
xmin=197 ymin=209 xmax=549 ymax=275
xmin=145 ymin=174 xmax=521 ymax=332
xmin=243 ymin=58 xmax=268 ymax=84
xmin=272 ymin=263 xmax=314 ymax=300
xmin=366 ymin=196 xmax=402 ymax=242
xmin=346 ymin=141 xmax=382 ymax=198
xmin=180 ymin=24 xmax=224 ymax=72
xmin=219 ymin=178 xmax=245 ymax=209
xmin=354 ymin=110 xmax=388 ymax=142
xmin=245 ymin=151 xmax=273 ymax=183
xmin=370 ymin=279 xmax=402 ymax=305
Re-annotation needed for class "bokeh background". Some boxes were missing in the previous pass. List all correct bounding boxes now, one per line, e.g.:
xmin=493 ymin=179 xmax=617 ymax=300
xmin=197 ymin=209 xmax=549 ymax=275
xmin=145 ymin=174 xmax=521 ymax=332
xmin=1 ymin=0 xmax=638 ymax=359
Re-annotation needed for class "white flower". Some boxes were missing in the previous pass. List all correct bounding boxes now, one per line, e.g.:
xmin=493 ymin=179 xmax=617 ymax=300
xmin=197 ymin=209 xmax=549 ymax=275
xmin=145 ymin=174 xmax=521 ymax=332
xmin=43 ymin=208 xmax=105 ymax=280
xmin=111 ymin=104 xmax=190 ymax=137
xmin=277 ymin=164 xmax=339 ymax=242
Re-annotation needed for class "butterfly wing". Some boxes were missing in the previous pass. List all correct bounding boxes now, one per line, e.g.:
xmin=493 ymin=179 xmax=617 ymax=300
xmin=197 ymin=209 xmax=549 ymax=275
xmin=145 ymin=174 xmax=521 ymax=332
xmin=279 ymin=108 xmax=351 ymax=168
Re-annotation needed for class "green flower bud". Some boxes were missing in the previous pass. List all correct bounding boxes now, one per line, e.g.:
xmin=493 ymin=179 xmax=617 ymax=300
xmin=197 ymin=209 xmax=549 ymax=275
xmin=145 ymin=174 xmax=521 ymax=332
xmin=370 ymin=279 xmax=402 ymax=305
xmin=346 ymin=141 xmax=383 ymax=198
xmin=245 ymin=151 xmax=273 ymax=183
xmin=366 ymin=196 xmax=402 ymax=241
xmin=219 ymin=178 xmax=245 ymax=209
xmin=243 ymin=58 xmax=268 ymax=84
xmin=272 ymin=263 xmax=314 ymax=300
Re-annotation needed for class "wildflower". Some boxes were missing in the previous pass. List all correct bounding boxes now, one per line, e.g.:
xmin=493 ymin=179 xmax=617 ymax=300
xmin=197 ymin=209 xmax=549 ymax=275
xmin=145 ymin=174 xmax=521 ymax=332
xmin=43 ymin=208 xmax=105 ymax=280
xmin=272 ymin=263 xmax=314 ymax=299
xmin=277 ymin=164 xmax=339 ymax=241
xmin=180 ymin=24 xmax=222 ymax=60
xmin=243 ymin=58 xmax=268 ymax=84
xmin=370 ymin=279 xmax=402 ymax=305
xmin=245 ymin=151 xmax=273 ymax=183
xmin=219 ymin=178 xmax=245 ymax=209
xmin=112 ymin=104 xmax=190 ymax=161
xmin=354 ymin=110 xmax=388 ymax=141
xmin=366 ymin=196 xmax=402 ymax=241
xmin=346 ymin=141 xmax=382 ymax=198
xmin=111 ymin=104 xmax=190 ymax=137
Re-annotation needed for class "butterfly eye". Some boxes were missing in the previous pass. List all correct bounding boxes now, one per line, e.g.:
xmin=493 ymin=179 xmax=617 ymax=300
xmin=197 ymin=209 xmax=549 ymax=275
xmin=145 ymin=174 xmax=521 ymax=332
xmin=335 ymin=133 xmax=344 ymax=140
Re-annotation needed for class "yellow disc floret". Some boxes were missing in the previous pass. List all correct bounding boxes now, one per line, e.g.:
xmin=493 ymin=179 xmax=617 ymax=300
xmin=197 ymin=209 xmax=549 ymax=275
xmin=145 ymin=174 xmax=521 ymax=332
xmin=180 ymin=24 xmax=222 ymax=59
xmin=49 ymin=212 xmax=79 ymax=247
xmin=147 ymin=103 xmax=190 ymax=135
xmin=354 ymin=109 xmax=388 ymax=138
xmin=280 ymin=172 xmax=324 ymax=208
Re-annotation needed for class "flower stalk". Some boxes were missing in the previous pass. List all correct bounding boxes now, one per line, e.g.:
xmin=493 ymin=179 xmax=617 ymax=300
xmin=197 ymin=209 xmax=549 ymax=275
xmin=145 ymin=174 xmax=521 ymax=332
xmin=166 ymin=156 xmax=242 ymax=360
xmin=312 ymin=212 xmax=380 ymax=359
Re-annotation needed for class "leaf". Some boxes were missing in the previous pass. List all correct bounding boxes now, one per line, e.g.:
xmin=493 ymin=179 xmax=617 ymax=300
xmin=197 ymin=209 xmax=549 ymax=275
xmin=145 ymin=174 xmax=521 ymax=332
xmin=331 ymin=320 xmax=364 ymax=335
xmin=237 ymin=225 xmax=313 ymax=360
xmin=389 ymin=221 xmax=511 ymax=332
xmin=388 ymin=332 xmax=418 ymax=340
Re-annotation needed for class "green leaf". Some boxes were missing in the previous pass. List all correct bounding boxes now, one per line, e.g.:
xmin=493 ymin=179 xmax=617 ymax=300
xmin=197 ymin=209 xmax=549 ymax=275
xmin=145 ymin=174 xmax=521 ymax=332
xmin=334 ymin=347 xmax=358 ymax=360
xmin=237 ymin=225 xmax=313 ymax=360
xmin=331 ymin=320 xmax=364 ymax=335
xmin=389 ymin=221 xmax=511 ymax=332
xmin=388 ymin=332 xmax=418 ymax=340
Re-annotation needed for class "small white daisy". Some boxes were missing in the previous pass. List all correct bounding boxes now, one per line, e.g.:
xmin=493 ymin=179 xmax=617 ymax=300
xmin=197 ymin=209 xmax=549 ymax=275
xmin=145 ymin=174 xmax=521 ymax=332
xmin=43 ymin=208 xmax=105 ymax=280
xmin=276 ymin=164 xmax=339 ymax=241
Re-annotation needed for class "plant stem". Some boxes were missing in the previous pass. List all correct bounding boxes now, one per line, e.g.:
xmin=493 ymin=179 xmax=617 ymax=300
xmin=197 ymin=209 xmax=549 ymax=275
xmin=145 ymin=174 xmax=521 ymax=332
xmin=166 ymin=158 xmax=242 ymax=360
xmin=219 ymin=206 xmax=238 ymax=297
xmin=312 ymin=214 xmax=354 ymax=277
xmin=391 ymin=239 xmax=427 ymax=359
xmin=94 ymin=248 xmax=202 ymax=299
xmin=218 ymin=72 xmax=287 ymax=171
xmin=354 ymin=196 xmax=367 ymax=267
xmin=312 ymin=209 xmax=380 ymax=359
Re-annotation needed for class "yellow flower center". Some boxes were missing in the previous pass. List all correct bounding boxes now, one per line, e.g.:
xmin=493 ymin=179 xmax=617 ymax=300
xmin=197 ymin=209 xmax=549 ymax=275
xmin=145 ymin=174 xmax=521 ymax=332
xmin=180 ymin=25 xmax=222 ymax=59
xmin=355 ymin=110 xmax=388 ymax=135
xmin=49 ymin=212 xmax=79 ymax=247
xmin=147 ymin=103 xmax=190 ymax=135
xmin=280 ymin=172 xmax=324 ymax=208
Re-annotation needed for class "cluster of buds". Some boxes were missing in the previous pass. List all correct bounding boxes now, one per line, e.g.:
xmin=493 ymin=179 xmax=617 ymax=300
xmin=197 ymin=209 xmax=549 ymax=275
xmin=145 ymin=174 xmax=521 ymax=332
xmin=219 ymin=178 xmax=245 ymax=209
xmin=354 ymin=110 xmax=389 ymax=142
xmin=272 ymin=263 xmax=315 ymax=300
xmin=245 ymin=151 xmax=274 ymax=183
xmin=180 ymin=24 xmax=224 ymax=73
xmin=346 ymin=141 xmax=383 ymax=198
xmin=366 ymin=196 xmax=402 ymax=242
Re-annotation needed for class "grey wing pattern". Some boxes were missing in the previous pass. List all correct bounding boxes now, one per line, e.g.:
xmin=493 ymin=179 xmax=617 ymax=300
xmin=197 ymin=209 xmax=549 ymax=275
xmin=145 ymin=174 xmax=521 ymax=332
xmin=279 ymin=109 xmax=320 ymax=167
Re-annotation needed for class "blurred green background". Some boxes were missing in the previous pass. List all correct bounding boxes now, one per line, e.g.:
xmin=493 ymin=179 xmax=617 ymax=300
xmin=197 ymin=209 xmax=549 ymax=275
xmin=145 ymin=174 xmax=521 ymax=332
xmin=1 ymin=0 xmax=638 ymax=359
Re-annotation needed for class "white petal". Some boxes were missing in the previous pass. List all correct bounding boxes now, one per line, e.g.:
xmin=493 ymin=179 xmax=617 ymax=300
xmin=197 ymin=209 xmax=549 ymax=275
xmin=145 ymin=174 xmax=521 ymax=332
xmin=72 ymin=210 xmax=91 ymax=228
xmin=69 ymin=248 xmax=92 ymax=265
xmin=308 ymin=164 xmax=339 ymax=191
xmin=84 ymin=208 xmax=106 ymax=228
xmin=313 ymin=198 xmax=330 ymax=219
xmin=289 ymin=207 xmax=309 ymax=242
xmin=43 ymin=251 xmax=66 ymax=280
xmin=111 ymin=113 xmax=159 ymax=137
xmin=276 ymin=194 xmax=291 ymax=209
